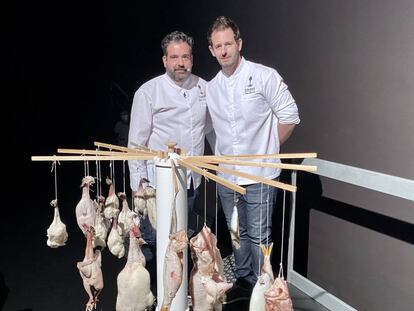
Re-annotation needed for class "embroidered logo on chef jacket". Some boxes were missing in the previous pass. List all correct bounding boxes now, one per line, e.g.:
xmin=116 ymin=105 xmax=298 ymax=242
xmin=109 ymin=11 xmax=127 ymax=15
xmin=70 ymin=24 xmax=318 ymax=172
xmin=244 ymin=76 xmax=255 ymax=94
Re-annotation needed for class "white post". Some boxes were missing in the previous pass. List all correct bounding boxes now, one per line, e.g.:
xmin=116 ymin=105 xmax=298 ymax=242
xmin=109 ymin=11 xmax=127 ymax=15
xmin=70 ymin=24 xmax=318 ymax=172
xmin=155 ymin=155 xmax=188 ymax=311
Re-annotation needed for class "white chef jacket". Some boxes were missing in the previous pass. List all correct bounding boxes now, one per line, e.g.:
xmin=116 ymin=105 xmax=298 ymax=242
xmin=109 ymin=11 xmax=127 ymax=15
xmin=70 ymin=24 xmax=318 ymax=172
xmin=128 ymin=73 xmax=210 ymax=191
xmin=206 ymin=57 xmax=300 ymax=185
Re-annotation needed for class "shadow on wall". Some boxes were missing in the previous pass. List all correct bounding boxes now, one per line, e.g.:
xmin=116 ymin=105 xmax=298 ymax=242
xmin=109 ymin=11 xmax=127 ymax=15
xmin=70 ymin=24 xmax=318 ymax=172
xmin=289 ymin=169 xmax=414 ymax=277
xmin=269 ymin=165 xmax=323 ymax=274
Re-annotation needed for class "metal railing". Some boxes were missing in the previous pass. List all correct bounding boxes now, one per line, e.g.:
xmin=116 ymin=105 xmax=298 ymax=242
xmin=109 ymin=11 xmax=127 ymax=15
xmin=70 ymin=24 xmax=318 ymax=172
xmin=287 ymin=158 xmax=414 ymax=311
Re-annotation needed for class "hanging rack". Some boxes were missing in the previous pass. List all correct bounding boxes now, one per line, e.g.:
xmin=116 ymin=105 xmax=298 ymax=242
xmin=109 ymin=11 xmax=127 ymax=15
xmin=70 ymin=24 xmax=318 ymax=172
xmin=31 ymin=142 xmax=317 ymax=195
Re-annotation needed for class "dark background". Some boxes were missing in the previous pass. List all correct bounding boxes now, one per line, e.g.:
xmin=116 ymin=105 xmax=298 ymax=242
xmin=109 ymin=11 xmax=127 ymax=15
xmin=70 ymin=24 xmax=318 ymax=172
xmin=2 ymin=1 xmax=299 ymax=310
xmin=3 ymin=0 xmax=414 ymax=310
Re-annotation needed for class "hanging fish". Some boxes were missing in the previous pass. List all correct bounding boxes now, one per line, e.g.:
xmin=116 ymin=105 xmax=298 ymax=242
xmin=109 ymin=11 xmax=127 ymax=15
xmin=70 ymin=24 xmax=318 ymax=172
xmin=249 ymin=243 xmax=274 ymax=311
xmin=230 ymin=202 xmax=240 ymax=249
xmin=264 ymin=275 xmax=293 ymax=311
xmin=160 ymin=229 xmax=188 ymax=311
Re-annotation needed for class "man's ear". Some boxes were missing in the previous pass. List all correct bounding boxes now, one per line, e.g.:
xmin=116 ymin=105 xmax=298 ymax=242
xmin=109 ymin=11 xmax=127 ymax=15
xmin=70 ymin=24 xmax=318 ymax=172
xmin=162 ymin=55 xmax=167 ymax=68
xmin=208 ymin=45 xmax=215 ymax=57
xmin=237 ymin=39 xmax=243 ymax=52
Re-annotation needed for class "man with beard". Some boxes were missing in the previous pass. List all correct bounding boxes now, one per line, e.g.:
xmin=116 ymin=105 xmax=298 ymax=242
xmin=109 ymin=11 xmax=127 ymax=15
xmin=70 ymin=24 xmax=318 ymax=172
xmin=128 ymin=31 xmax=212 ymax=299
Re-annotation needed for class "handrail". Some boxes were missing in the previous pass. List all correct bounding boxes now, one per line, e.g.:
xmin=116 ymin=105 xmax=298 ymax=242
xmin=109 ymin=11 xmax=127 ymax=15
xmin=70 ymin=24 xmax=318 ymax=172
xmin=287 ymin=158 xmax=414 ymax=311
xmin=302 ymin=158 xmax=414 ymax=202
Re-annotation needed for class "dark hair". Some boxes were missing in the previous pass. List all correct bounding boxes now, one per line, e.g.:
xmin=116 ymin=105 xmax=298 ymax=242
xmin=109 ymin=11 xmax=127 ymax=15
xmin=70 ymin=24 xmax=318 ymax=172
xmin=207 ymin=16 xmax=241 ymax=46
xmin=161 ymin=31 xmax=194 ymax=56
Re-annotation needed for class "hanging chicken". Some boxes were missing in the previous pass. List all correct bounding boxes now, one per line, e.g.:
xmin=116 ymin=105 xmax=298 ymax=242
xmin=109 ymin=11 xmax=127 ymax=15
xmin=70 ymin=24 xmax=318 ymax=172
xmin=144 ymin=186 xmax=157 ymax=229
xmin=107 ymin=209 xmax=125 ymax=258
xmin=116 ymin=223 xmax=154 ymax=311
xmin=117 ymin=192 xmax=137 ymax=238
xmin=133 ymin=180 xmax=147 ymax=217
xmin=93 ymin=196 xmax=109 ymax=249
xmin=46 ymin=199 xmax=68 ymax=248
xmin=75 ymin=176 xmax=96 ymax=235
xmin=77 ymin=225 xmax=104 ymax=311
xmin=104 ymin=177 xmax=119 ymax=219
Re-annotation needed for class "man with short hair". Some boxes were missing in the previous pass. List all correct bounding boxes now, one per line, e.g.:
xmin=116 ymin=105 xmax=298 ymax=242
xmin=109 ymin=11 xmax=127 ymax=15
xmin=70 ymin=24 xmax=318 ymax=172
xmin=128 ymin=30 xmax=211 ymax=297
xmin=206 ymin=16 xmax=300 ymax=303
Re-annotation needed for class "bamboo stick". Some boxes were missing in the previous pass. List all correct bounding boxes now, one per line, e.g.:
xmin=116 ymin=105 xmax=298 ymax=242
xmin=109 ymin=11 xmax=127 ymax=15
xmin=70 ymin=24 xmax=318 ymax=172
xmin=178 ymin=159 xmax=246 ymax=195
xmin=94 ymin=141 xmax=157 ymax=154
xmin=57 ymin=148 xmax=149 ymax=156
xmin=31 ymin=155 xmax=155 ymax=161
xmin=187 ymin=158 xmax=317 ymax=172
xmin=187 ymin=152 xmax=317 ymax=161
xmin=189 ymin=160 xmax=296 ymax=192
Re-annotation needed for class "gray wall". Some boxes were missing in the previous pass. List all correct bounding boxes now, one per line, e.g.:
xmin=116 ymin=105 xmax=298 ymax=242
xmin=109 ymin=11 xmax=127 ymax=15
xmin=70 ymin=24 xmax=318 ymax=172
xmin=195 ymin=0 xmax=414 ymax=310
xmin=240 ymin=1 xmax=414 ymax=310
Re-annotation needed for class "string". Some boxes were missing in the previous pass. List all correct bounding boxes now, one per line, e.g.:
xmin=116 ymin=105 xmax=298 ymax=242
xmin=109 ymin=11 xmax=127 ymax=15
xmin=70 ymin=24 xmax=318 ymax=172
xmin=279 ymin=189 xmax=286 ymax=278
xmin=112 ymin=160 xmax=115 ymax=190
xmin=258 ymin=183 xmax=263 ymax=274
xmin=98 ymin=159 xmax=102 ymax=197
xmin=204 ymin=176 xmax=207 ymax=225
xmin=86 ymin=160 xmax=90 ymax=177
xmin=215 ymin=182 xmax=218 ymax=235
xmin=123 ymin=160 xmax=126 ymax=194
xmin=51 ymin=160 xmax=59 ymax=202
xmin=95 ymin=158 xmax=100 ymax=198
xmin=266 ymin=184 xmax=270 ymax=248
xmin=109 ymin=160 xmax=114 ymax=189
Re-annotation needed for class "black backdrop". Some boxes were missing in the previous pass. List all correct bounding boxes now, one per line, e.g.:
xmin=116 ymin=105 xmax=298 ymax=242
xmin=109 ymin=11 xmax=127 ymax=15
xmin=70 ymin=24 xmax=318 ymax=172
xmin=2 ymin=1 xmax=299 ymax=310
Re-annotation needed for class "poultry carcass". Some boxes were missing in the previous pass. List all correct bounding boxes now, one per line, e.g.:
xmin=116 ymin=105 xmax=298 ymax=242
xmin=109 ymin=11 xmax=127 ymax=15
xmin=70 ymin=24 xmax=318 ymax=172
xmin=77 ymin=225 xmax=104 ymax=311
xmin=75 ymin=176 xmax=96 ymax=235
xmin=160 ymin=229 xmax=188 ymax=311
xmin=107 ymin=209 xmax=125 ymax=258
xmin=117 ymin=192 xmax=137 ymax=238
xmin=93 ymin=196 xmax=109 ymax=249
xmin=144 ymin=186 xmax=156 ymax=229
xmin=46 ymin=199 xmax=68 ymax=248
xmin=249 ymin=243 xmax=275 ymax=311
xmin=104 ymin=177 xmax=119 ymax=219
xmin=133 ymin=181 xmax=147 ymax=217
xmin=116 ymin=224 xmax=153 ymax=311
